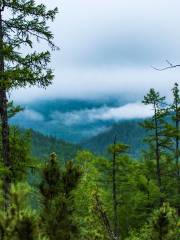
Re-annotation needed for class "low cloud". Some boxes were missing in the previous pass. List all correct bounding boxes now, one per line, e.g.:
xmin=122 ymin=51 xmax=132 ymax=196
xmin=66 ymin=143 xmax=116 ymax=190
xmin=11 ymin=67 xmax=180 ymax=103
xmin=20 ymin=109 xmax=44 ymax=122
xmin=12 ymin=102 xmax=153 ymax=142
xmin=50 ymin=102 xmax=153 ymax=126
xmin=96 ymin=103 xmax=153 ymax=121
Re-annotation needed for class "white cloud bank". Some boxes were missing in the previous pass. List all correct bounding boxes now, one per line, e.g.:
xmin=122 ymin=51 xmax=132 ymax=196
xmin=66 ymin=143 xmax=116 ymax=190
xmin=98 ymin=103 xmax=153 ymax=121
xmin=50 ymin=102 xmax=153 ymax=126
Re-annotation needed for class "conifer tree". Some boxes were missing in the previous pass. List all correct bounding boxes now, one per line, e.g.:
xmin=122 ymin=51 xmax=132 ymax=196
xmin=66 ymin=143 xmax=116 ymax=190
xmin=171 ymin=83 xmax=180 ymax=179
xmin=167 ymin=82 xmax=180 ymax=215
xmin=171 ymin=83 xmax=180 ymax=173
xmin=108 ymin=137 xmax=129 ymax=240
xmin=0 ymin=0 xmax=58 ymax=208
xmin=39 ymin=153 xmax=82 ymax=240
xmin=9 ymin=127 xmax=35 ymax=182
xmin=142 ymin=89 xmax=171 ymax=203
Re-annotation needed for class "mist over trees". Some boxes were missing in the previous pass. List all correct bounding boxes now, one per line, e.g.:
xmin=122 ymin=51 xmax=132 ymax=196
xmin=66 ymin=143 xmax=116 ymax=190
xmin=0 ymin=1 xmax=179 ymax=240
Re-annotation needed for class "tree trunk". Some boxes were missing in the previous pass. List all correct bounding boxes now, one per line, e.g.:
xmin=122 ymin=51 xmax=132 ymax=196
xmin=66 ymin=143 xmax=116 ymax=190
xmin=154 ymin=105 xmax=162 ymax=204
xmin=0 ymin=8 xmax=11 ymax=210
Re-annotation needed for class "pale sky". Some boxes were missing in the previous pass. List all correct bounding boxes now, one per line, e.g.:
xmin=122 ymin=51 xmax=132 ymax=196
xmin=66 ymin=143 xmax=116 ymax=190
xmin=11 ymin=0 xmax=180 ymax=103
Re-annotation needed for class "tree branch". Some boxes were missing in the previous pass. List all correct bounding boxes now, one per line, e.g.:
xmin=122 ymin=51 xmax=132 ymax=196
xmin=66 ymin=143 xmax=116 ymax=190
xmin=152 ymin=60 xmax=180 ymax=71
xmin=93 ymin=192 xmax=118 ymax=240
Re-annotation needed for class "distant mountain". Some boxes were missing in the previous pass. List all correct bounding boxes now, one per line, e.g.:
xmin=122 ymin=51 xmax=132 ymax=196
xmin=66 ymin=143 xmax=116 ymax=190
xmin=11 ymin=98 xmax=134 ymax=143
xmin=30 ymin=130 xmax=81 ymax=161
xmin=81 ymin=120 xmax=147 ymax=158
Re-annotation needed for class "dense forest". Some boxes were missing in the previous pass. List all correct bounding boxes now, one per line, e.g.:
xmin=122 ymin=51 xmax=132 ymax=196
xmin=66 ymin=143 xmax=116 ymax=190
xmin=0 ymin=1 xmax=179 ymax=240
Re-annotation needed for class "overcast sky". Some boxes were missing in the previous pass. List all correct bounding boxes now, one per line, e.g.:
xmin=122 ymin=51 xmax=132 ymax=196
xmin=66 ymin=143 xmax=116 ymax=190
xmin=11 ymin=0 xmax=180 ymax=103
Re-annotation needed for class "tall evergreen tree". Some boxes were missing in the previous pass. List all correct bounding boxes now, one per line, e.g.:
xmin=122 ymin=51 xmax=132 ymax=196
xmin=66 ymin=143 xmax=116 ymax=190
xmin=108 ymin=137 xmax=129 ymax=240
xmin=167 ymin=82 xmax=180 ymax=215
xmin=39 ymin=153 xmax=82 ymax=240
xmin=0 ymin=0 xmax=58 ymax=208
xmin=142 ymin=89 xmax=171 ymax=203
xmin=172 ymin=83 xmax=180 ymax=177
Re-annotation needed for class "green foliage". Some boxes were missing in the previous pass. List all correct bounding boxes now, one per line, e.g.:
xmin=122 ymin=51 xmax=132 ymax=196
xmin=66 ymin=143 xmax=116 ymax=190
xmin=0 ymin=126 xmax=36 ymax=182
xmin=141 ymin=89 xmax=173 ymax=206
xmin=72 ymin=150 xmax=162 ymax=239
xmin=127 ymin=203 xmax=180 ymax=240
xmin=73 ymin=151 xmax=108 ymax=240
xmin=108 ymin=142 xmax=129 ymax=155
xmin=39 ymin=153 xmax=82 ymax=240
xmin=0 ymin=182 xmax=38 ymax=240
xmin=7 ymin=101 xmax=23 ymax=119
xmin=142 ymin=88 xmax=166 ymax=107
xmin=9 ymin=127 xmax=35 ymax=182
xmin=0 ymin=0 xmax=58 ymax=90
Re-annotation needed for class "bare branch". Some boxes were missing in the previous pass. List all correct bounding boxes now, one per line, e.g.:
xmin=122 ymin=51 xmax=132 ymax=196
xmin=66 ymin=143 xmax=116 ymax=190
xmin=93 ymin=192 xmax=118 ymax=240
xmin=152 ymin=60 xmax=180 ymax=71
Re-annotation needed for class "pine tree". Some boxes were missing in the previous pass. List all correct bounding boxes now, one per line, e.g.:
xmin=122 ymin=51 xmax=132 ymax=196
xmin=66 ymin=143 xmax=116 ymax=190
xmin=171 ymin=83 xmax=180 ymax=214
xmin=162 ymin=83 xmax=180 ymax=215
xmin=171 ymin=83 xmax=180 ymax=166
xmin=39 ymin=153 xmax=82 ymax=240
xmin=0 ymin=0 xmax=58 ymax=208
xmin=142 ymin=89 xmax=172 ymax=204
xmin=108 ymin=137 xmax=129 ymax=240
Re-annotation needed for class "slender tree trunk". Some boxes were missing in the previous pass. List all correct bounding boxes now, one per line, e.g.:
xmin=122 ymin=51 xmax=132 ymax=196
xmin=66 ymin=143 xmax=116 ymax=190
xmin=175 ymin=103 xmax=180 ymax=216
xmin=112 ymin=136 xmax=119 ymax=239
xmin=154 ymin=105 xmax=162 ymax=204
xmin=0 ymin=8 xmax=11 ymax=210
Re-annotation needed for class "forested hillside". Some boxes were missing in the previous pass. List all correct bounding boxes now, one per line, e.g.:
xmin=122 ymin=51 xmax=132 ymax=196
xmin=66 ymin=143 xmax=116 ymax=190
xmin=82 ymin=120 xmax=146 ymax=157
xmin=30 ymin=130 xmax=81 ymax=160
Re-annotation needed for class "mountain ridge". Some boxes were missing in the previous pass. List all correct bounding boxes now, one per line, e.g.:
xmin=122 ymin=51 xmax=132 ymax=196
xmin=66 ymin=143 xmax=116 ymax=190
xmin=81 ymin=119 xmax=147 ymax=157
